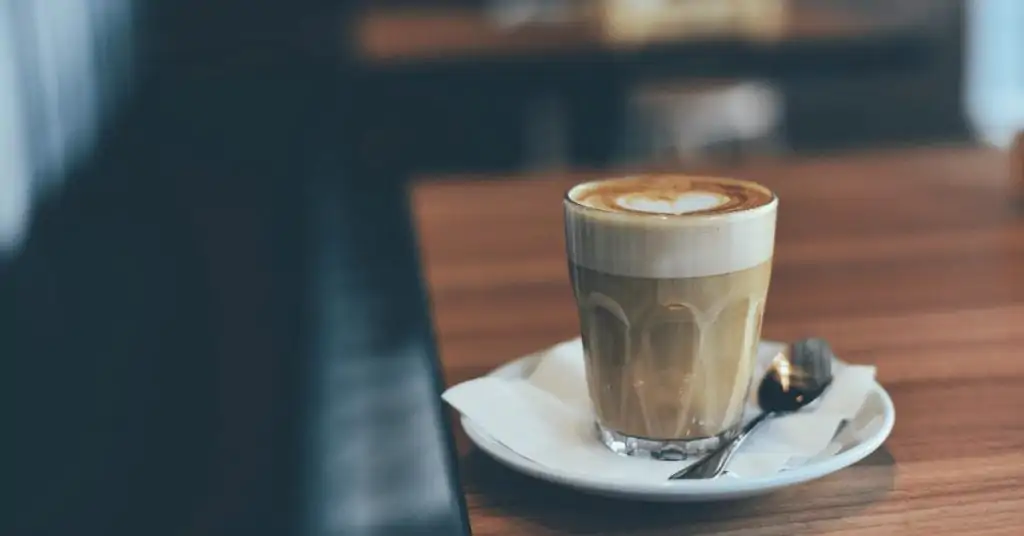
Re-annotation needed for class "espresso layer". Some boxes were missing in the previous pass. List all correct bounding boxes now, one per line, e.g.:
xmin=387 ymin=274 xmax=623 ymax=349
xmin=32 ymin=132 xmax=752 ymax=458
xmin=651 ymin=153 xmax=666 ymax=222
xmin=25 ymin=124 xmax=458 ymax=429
xmin=569 ymin=175 xmax=774 ymax=216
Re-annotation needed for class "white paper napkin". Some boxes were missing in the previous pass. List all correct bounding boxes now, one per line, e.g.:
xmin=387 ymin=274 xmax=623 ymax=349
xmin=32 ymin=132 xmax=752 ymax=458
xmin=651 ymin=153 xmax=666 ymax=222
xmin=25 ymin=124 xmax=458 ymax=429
xmin=443 ymin=338 xmax=878 ymax=482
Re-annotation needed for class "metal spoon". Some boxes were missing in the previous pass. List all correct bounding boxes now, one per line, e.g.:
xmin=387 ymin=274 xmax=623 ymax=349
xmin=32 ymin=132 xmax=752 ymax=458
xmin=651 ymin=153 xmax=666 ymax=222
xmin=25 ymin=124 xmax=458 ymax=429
xmin=668 ymin=338 xmax=835 ymax=480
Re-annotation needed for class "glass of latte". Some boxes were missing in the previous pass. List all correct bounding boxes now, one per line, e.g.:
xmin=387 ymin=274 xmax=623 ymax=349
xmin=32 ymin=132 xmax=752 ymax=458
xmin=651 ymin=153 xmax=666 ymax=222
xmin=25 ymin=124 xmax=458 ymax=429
xmin=564 ymin=175 xmax=778 ymax=459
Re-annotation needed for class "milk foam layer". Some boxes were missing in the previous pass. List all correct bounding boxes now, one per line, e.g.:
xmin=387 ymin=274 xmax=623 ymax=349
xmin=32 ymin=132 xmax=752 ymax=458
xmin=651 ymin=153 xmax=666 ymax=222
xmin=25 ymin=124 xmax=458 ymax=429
xmin=565 ymin=175 xmax=777 ymax=278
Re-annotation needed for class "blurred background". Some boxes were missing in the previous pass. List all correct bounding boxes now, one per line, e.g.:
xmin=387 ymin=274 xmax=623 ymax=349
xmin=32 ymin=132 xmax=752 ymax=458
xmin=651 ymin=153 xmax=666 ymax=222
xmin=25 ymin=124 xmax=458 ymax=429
xmin=2 ymin=1 xmax=1023 ymax=534
xmin=3 ymin=0 xmax=1024 ymax=252
xmin=349 ymin=0 xmax=1022 ymax=175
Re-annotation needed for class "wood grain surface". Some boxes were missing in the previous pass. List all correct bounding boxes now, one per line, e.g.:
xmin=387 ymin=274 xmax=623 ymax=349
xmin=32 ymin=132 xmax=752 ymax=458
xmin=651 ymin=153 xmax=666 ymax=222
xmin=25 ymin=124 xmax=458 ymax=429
xmin=411 ymin=145 xmax=1024 ymax=535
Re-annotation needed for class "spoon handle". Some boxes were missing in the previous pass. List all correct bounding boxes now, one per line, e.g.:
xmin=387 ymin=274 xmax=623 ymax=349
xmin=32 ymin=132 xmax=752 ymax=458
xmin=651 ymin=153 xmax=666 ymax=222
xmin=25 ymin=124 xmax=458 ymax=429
xmin=668 ymin=412 xmax=772 ymax=480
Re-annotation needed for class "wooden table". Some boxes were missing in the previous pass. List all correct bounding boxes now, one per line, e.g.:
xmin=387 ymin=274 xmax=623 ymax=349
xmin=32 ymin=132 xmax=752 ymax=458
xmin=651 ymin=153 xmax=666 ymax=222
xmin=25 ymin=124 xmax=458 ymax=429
xmin=412 ymin=146 xmax=1024 ymax=535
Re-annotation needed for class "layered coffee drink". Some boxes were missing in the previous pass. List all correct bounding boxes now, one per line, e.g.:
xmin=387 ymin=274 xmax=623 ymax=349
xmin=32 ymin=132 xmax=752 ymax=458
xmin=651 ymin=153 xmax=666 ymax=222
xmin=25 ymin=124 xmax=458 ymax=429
xmin=564 ymin=175 xmax=777 ymax=459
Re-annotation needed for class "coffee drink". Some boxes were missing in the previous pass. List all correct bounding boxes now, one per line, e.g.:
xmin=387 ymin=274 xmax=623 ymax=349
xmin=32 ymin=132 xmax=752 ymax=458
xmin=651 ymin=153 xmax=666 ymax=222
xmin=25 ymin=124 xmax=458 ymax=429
xmin=564 ymin=175 xmax=777 ymax=458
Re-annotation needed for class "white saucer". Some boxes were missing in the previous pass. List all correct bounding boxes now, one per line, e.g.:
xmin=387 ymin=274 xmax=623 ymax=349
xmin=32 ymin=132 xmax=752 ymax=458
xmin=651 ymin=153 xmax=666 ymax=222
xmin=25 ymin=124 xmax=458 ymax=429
xmin=461 ymin=347 xmax=895 ymax=502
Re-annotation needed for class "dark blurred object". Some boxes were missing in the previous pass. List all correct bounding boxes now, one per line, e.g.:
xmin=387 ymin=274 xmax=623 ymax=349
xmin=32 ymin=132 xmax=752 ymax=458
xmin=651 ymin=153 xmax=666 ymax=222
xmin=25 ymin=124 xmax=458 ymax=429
xmin=2 ymin=1 xmax=469 ymax=535
xmin=620 ymin=79 xmax=784 ymax=165
xmin=352 ymin=0 xmax=968 ymax=175
xmin=783 ymin=0 xmax=966 ymax=153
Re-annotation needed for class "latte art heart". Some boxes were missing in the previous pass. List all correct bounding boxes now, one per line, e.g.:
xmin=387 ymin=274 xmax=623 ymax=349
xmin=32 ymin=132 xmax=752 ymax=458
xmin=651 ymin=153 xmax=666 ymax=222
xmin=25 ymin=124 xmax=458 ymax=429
xmin=615 ymin=192 xmax=729 ymax=215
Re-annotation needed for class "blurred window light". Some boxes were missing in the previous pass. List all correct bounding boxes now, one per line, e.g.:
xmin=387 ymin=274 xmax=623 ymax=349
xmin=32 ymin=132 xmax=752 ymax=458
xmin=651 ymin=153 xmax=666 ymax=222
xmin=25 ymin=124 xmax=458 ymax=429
xmin=965 ymin=0 xmax=1024 ymax=149
xmin=0 ymin=0 xmax=136 ymax=256
xmin=0 ymin=5 xmax=32 ymax=253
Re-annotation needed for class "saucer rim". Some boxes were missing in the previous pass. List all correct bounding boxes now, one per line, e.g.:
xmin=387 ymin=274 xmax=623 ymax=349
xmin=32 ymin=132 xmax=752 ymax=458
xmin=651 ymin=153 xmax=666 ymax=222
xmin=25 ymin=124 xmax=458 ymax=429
xmin=460 ymin=340 xmax=896 ymax=502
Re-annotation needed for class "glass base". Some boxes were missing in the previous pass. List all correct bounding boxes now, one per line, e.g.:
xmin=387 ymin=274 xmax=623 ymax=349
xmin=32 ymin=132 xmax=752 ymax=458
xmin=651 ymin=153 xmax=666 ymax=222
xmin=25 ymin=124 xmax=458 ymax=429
xmin=596 ymin=423 xmax=740 ymax=461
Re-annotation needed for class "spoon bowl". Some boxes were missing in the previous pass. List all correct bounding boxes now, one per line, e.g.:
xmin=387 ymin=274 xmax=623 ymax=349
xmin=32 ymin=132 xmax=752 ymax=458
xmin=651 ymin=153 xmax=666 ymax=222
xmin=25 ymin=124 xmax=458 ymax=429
xmin=668 ymin=337 xmax=835 ymax=480
xmin=758 ymin=338 xmax=833 ymax=412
